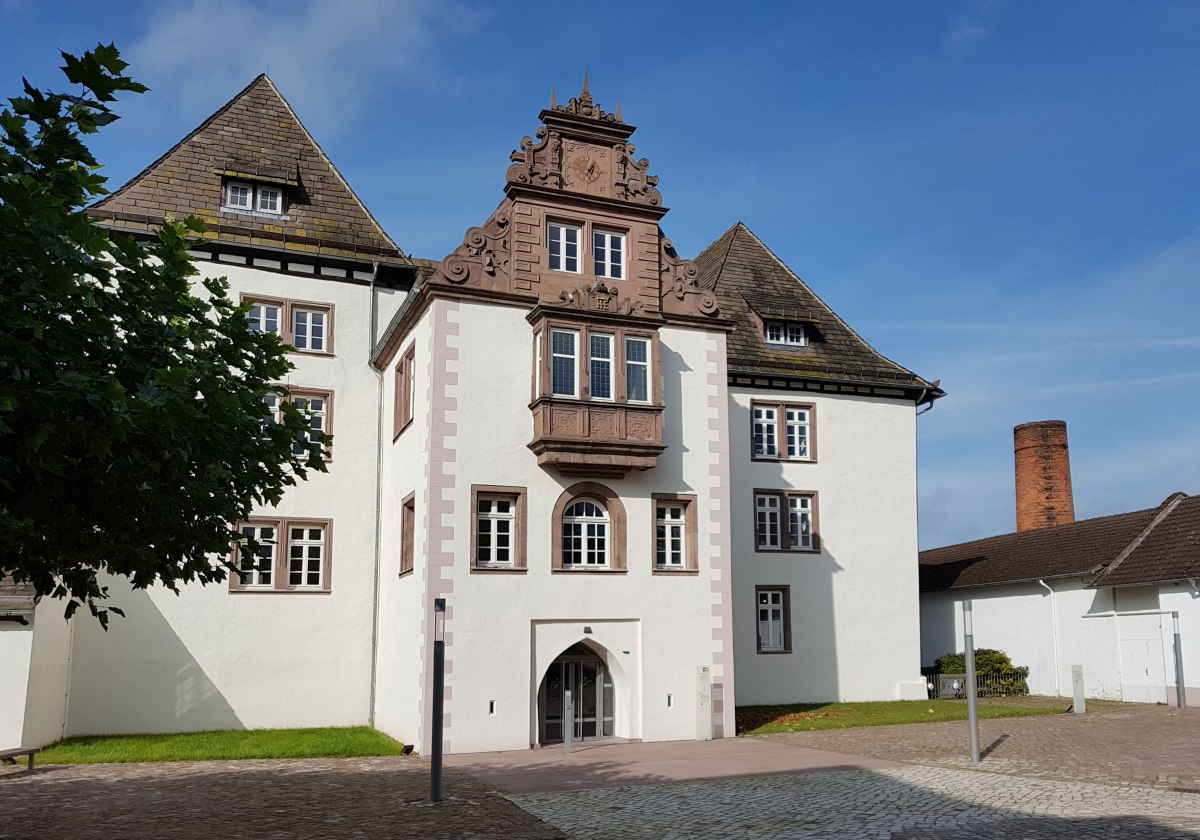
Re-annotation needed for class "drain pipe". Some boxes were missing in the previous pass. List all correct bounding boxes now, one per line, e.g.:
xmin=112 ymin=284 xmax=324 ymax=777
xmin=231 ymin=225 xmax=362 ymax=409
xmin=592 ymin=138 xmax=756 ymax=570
xmin=367 ymin=260 xmax=383 ymax=727
xmin=1189 ymin=579 xmax=1199 ymax=598
xmin=1038 ymin=579 xmax=1062 ymax=697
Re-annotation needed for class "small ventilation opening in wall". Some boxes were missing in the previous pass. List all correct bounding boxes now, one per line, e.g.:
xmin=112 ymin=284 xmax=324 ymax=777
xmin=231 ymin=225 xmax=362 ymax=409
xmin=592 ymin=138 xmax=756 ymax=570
xmin=667 ymin=694 xmax=674 ymax=708
xmin=489 ymin=700 xmax=496 ymax=716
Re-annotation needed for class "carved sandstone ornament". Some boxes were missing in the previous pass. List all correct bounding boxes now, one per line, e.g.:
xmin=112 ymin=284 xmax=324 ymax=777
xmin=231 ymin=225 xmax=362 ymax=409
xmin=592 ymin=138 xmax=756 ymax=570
xmin=433 ymin=208 xmax=511 ymax=287
xmin=659 ymin=237 xmax=717 ymax=318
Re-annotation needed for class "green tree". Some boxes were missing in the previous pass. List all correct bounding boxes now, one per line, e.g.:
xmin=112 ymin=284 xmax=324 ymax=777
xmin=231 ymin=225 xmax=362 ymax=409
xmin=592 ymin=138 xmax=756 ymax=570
xmin=0 ymin=46 xmax=328 ymax=626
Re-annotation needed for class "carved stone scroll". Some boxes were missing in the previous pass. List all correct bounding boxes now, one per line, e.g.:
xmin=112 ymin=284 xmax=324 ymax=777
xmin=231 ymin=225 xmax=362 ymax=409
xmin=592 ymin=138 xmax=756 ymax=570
xmin=430 ymin=206 xmax=512 ymax=289
xmin=659 ymin=236 xmax=718 ymax=319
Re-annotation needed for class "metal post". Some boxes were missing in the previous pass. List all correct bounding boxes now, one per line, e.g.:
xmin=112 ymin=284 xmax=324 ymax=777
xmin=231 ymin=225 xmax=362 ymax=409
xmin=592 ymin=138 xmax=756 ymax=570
xmin=431 ymin=598 xmax=446 ymax=803
xmin=1173 ymin=611 xmax=1187 ymax=710
xmin=563 ymin=689 xmax=573 ymax=754
xmin=963 ymin=600 xmax=980 ymax=763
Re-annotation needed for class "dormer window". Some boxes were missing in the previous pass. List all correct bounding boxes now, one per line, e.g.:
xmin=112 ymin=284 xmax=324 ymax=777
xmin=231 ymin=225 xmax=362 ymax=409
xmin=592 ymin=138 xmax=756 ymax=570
xmin=224 ymin=179 xmax=285 ymax=216
xmin=765 ymin=321 xmax=807 ymax=347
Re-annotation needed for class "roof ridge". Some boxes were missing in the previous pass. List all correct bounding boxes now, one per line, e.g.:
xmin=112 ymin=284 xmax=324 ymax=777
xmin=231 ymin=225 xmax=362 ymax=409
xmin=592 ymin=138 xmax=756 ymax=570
xmin=1089 ymin=492 xmax=1189 ymax=584
xmin=732 ymin=223 xmax=935 ymax=387
xmin=257 ymin=76 xmax=405 ymax=259
xmin=93 ymin=75 xmax=271 ymax=210
xmin=919 ymin=499 xmax=1178 ymax=559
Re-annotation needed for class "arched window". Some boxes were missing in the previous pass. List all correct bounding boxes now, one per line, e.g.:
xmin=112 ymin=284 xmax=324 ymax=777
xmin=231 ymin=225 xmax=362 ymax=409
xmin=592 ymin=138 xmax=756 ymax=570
xmin=551 ymin=482 xmax=627 ymax=572
xmin=562 ymin=499 xmax=610 ymax=567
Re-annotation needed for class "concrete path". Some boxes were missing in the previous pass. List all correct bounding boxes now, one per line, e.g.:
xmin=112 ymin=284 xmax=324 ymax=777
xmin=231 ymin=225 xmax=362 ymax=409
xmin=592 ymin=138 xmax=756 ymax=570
xmin=446 ymin=737 xmax=902 ymax=793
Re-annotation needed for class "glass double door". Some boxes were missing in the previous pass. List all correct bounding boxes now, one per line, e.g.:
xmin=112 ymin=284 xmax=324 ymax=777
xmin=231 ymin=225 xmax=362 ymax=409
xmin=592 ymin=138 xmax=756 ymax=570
xmin=539 ymin=645 xmax=614 ymax=743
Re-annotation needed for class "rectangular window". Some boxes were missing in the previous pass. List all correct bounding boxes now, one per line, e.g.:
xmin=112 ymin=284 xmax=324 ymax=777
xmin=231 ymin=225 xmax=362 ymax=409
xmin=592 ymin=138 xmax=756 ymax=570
xmin=248 ymin=301 xmax=281 ymax=335
xmin=755 ymin=491 xmax=819 ymax=552
xmin=548 ymin=223 xmax=581 ymax=273
xmin=257 ymin=186 xmax=282 ymax=214
xmin=756 ymin=586 xmax=791 ymax=653
xmin=755 ymin=494 xmax=781 ymax=549
xmin=471 ymin=486 xmax=526 ymax=573
xmin=291 ymin=393 xmax=329 ymax=459
xmin=232 ymin=519 xmax=331 ymax=593
xmin=589 ymin=333 xmax=613 ymax=400
xmin=400 ymin=494 xmax=415 ymax=576
xmin=625 ymin=336 xmax=650 ymax=402
xmin=287 ymin=525 xmax=326 ymax=588
xmin=225 ymin=181 xmax=253 ymax=210
xmin=393 ymin=344 xmax=416 ymax=439
xmin=593 ymin=230 xmax=624 ymax=279
xmin=752 ymin=406 xmax=778 ymax=457
xmin=551 ymin=329 xmax=578 ymax=397
xmin=751 ymin=402 xmax=815 ymax=461
xmin=765 ymin=320 xmax=807 ymax=347
xmin=656 ymin=505 xmax=685 ymax=567
xmin=243 ymin=295 xmax=333 ymax=355
xmin=533 ymin=330 xmax=543 ymax=399
xmin=292 ymin=308 xmax=327 ymax=353
xmin=260 ymin=394 xmax=280 ymax=441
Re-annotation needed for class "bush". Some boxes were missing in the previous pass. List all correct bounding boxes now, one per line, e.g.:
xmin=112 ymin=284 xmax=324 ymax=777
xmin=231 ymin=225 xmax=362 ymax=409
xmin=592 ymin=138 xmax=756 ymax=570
xmin=935 ymin=648 xmax=1017 ymax=675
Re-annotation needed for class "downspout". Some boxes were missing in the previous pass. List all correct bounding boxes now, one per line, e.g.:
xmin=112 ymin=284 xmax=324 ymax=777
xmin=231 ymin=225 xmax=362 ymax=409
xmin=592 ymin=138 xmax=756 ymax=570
xmin=1038 ymin=579 xmax=1062 ymax=697
xmin=367 ymin=260 xmax=383 ymax=727
xmin=916 ymin=387 xmax=934 ymax=416
xmin=1188 ymin=579 xmax=1199 ymax=598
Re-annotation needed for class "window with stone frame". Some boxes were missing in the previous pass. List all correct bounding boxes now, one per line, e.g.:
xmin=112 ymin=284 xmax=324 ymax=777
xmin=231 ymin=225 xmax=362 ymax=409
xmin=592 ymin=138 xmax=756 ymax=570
xmin=756 ymin=586 xmax=791 ymax=653
xmin=754 ymin=490 xmax=819 ymax=552
xmin=242 ymin=294 xmax=334 ymax=356
xmin=551 ymin=483 xmax=628 ymax=573
xmin=393 ymin=343 xmax=416 ymax=439
xmin=652 ymin=493 xmax=698 ymax=572
xmin=471 ymin=485 xmax=527 ymax=573
xmin=751 ymin=401 xmax=814 ymax=461
xmin=400 ymin=493 xmax=415 ymax=577
xmin=261 ymin=387 xmax=332 ymax=461
xmin=535 ymin=324 xmax=658 ymax=404
xmin=231 ymin=518 xmax=332 ymax=593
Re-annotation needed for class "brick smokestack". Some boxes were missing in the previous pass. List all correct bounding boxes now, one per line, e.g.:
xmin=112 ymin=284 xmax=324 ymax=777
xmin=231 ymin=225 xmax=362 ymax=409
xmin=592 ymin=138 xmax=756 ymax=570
xmin=1014 ymin=420 xmax=1076 ymax=532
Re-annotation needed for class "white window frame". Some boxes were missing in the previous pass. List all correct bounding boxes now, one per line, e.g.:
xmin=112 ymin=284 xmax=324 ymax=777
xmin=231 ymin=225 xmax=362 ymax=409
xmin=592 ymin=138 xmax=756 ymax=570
xmin=248 ymin=301 xmax=282 ymax=336
xmin=550 ymin=329 xmax=579 ymax=398
xmin=237 ymin=523 xmax=276 ymax=588
xmin=755 ymin=490 xmax=818 ymax=552
xmin=225 ymin=180 xmax=253 ymax=211
xmin=291 ymin=393 xmax=328 ymax=459
xmin=753 ymin=406 xmax=778 ymax=457
xmin=655 ymin=504 xmax=686 ymax=569
xmin=593 ymin=229 xmax=625 ymax=280
xmin=788 ymin=495 xmax=813 ymax=550
xmin=286 ymin=524 xmax=326 ymax=589
xmin=256 ymin=185 xmax=283 ymax=215
xmin=755 ymin=494 xmax=781 ymax=550
xmin=785 ymin=407 xmax=809 ymax=459
xmin=562 ymin=499 xmax=609 ymax=567
xmin=548 ymin=222 xmax=581 ymax=273
xmin=588 ymin=332 xmax=614 ymax=401
xmin=292 ymin=307 xmax=327 ymax=353
xmin=757 ymin=588 xmax=788 ymax=653
xmin=476 ymin=495 xmax=517 ymax=568
xmin=765 ymin=320 xmax=807 ymax=347
xmin=624 ymin=336 xmax=651 ymax=403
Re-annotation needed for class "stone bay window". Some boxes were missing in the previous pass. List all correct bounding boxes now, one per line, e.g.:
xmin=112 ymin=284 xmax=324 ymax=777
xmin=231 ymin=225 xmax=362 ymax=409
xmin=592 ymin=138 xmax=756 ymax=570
xmin=528 ymin=309 xmax=665 ymax=479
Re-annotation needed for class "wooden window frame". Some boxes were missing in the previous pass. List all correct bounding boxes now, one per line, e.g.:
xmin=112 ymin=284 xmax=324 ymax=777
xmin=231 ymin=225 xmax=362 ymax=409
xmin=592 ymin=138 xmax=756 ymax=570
xmin=750 ymin=401 xmax=816 ymax=462
xmin=755 ymin=585 xmax=792 ymax=654
xmin=230 ymin=518 xmax=333 ymax=594
xmin=764 ymin=320 xmax=808 ymax=347
xmin=470 ymin=485 xmax=528 ymax=574
xmin=393 ymin=343 xmax=416 ymax=440
xmin=547 ymin=221 xmax=582 ymax=274
xmin=753 ymin=489 xmax=820 ymax=553
xmin=651 ymin=493 xmax=699 ymax=574
xmin=400 ymin=492 xmax=416 ymax=577
xmin=263 ymin=386 xmax=334 ymax=462
xmin=551 ymin=482 xmax=627 ymax=574
xmin=533 ymin=320 xmax=661 ymax=406
xmin=546 ymin=218 xmax=630 ymax=281
xmin=592 ymin=228 xmax=626 ymax=280
xmin=241 ymin=294 xmax=335 ymax=357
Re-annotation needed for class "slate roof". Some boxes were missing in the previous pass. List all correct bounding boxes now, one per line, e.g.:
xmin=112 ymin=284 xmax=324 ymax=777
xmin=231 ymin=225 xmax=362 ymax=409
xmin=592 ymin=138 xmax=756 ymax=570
xmin=919 ymin=493 xmax=1199 ymax=591
xmin=87 ymin=75 xmax=406 ymax=264
xmin=695 ymin=223 xmax=942 ymax=397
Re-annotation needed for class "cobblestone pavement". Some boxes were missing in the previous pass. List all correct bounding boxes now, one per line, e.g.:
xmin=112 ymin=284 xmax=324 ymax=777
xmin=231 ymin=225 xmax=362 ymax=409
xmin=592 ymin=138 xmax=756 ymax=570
xmin=0 ymin=756 xmax=567 ymax=840
xmin=507 ymin=765 xmax=1200 ymax=839
xmin=760 ymin=703 xmax=1200 ymax=790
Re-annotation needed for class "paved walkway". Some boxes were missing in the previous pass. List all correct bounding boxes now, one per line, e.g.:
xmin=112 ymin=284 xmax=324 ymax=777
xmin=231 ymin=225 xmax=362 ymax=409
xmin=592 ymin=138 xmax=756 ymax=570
xmin=447 ymin=737 xmax=901 ymax=793
xmin=0 ymin=756 xmax=566 ymax=840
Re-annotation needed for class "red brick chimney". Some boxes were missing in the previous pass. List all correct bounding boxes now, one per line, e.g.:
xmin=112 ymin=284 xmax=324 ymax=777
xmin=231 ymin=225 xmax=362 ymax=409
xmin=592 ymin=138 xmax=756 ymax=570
xmin=1014 ymin=420 xmax=1076 ymax=532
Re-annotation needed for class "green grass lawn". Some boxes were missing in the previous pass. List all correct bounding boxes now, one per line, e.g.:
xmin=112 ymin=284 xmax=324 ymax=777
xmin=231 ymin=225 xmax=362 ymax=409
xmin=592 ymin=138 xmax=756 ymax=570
xmin=39 ymin=726 xmax=406 ymax=764
xmin=737 ymin=699 xmax=1062 ymax=735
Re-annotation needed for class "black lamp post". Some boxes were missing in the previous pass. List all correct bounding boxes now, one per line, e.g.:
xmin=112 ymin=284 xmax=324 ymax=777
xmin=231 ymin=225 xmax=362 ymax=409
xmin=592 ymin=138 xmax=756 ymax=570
xmin=431 ymin=597 xmax=446 ymax=802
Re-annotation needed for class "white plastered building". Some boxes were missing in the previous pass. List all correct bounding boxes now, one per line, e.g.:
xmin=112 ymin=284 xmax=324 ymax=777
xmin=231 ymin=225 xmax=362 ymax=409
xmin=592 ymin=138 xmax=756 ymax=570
xmin=1 ymin=78 xmax=942 ymax=754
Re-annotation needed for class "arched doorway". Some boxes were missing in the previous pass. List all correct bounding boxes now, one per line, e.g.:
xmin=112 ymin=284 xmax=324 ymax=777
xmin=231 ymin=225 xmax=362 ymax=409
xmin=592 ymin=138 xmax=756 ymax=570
xmin=537 ymin=643 xmax=614 ymax=744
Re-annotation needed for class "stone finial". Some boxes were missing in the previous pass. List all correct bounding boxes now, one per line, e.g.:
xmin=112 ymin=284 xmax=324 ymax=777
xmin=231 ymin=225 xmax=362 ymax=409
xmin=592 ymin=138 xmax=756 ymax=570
xmin=548 ymin=74 xmax=621 ymax=124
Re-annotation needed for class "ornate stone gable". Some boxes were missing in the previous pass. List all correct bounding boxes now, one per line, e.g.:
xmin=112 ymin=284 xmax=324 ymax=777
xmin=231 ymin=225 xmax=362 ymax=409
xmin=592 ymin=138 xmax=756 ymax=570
xmin=424 ymin=80 xmax=720 ymax=325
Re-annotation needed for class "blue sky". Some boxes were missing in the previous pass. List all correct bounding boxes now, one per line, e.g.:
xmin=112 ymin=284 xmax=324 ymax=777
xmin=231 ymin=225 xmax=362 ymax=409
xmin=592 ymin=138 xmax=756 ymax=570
xmin=4 ymin=1 xmax=1198 ymax=548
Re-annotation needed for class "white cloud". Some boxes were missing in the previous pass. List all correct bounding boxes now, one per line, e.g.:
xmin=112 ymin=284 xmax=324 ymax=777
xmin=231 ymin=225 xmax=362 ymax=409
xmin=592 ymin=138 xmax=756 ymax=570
xmin=943 ymin=0 xmax=1002 ymax=53
xmin=127 ymin=0 xmax=484 ymax=137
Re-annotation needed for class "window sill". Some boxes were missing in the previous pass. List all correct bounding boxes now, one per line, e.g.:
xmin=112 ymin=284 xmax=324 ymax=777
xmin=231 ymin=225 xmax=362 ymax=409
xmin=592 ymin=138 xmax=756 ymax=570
xmin=471 ymin=566 xmax=528 ymax=575
xmin=398 ymin=567 xmax=415 ymax=579
xmin=552 ymin=567 xmax=628 ymax=575
xmin=757 ymin=649 xmax=792 ymax=655
xmin=393 ymin=418 xmax=414 ymax=442
xmin=754 ymin=547 xmax=820 ymax=554
xmin=652 ymin=567 xmax=699 ymax=576
xmin=287 ymin=348 xmax=336 ymax=358
xmin=751 ymin=456 xmax=816 ymax=464
xmin=230 ymin=588 xmax=332 ymax=595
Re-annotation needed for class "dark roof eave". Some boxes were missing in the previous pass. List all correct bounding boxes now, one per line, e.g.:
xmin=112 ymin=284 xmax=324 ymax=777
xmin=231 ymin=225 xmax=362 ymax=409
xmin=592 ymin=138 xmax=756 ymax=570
xmin=921 ymin=571 xmax=1090 ymax=594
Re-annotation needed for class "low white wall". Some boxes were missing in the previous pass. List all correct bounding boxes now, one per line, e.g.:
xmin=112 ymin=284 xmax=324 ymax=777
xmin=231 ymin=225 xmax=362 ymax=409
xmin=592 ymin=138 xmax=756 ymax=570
xmin=21 ymin=604 xmax=73 ymax=747
xmin=0 ymin=624 xmax=33 ymax=750
xmin=921 ymin=579 xmax=1200 ymax=703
